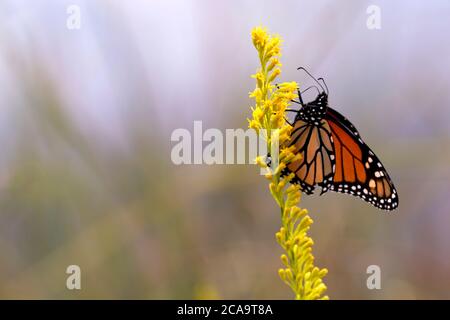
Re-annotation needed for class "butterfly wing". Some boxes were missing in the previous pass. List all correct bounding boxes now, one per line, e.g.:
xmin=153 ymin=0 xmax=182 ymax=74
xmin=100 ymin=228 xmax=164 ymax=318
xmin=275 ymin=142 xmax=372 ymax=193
xmin=286 ymin=119 xmax=335 ymax=194
xmin=325 ymin=107 xmax=398 ymax=210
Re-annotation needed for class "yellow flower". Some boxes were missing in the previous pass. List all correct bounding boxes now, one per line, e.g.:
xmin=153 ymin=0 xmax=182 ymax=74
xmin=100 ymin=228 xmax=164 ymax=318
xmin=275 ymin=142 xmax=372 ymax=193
xmin=265 ymin=37 xmax=282 ymax=59
xmin=248 ymin=26 xmax=328 ymax=300
xmin=268 ymin=68 xmax=281 ymax=83
xmin=267 ymin=58 xmax=281 ymax=72
xmin=255 ymin=156 xmax=268 ymax=168
xmin=251 ymin=26 xmax=268 ymax=50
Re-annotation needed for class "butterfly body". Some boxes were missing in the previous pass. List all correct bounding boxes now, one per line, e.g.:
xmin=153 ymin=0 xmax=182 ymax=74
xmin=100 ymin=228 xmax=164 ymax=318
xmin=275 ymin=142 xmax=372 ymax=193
xmin=283 ymin=72 xmax=398 ymax=211
xmin=294 ymin=92 xmax=328 ymax=125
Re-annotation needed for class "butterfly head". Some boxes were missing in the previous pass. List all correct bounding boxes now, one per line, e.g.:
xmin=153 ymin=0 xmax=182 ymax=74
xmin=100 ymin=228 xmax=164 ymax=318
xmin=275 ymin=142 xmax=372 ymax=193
xmin=295 ymin=92 xmax=329 ymax=125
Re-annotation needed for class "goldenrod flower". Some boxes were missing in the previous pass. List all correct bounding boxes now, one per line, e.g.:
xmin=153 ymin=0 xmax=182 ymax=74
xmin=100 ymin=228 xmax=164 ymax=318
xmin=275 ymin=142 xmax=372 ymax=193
xmin=248 ymin=27 xmax=328 ymax=300
xmin=251 ymin=26 xmax=269 ymax=50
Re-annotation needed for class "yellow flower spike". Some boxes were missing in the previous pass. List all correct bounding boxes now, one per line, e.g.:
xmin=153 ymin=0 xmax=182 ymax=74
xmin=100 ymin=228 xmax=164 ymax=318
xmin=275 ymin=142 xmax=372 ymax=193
xmin=284 ymin=268 xmax=293 ymax=282
xmin=319 ymin=269 xmax=329 ymax=278
xmin=265 ymin=36 xmax=280 ymax=52
xmin=292 ymin=244 xmax=299 ymax=256
xmin=273 ymin=163 xmax=286 ymax=176
xmin=263 ymin=99 xmax=273 ymax=111
xmin=291 ymin=153 xmax=302 ymax=163
xmin=279 ymin=125 xmax=293 ymax=135
xmin=279 ymin=173 xmax=294 ymax=187
xmin=284 ymin=240 xmax=292 ymax=251
xmin=269 ymin=182 xmax=277 ymax=194
xmin=252 ymin=72 xmax=265 ymax=89
xmin=267 ymin=58 xmax=281 ymax=72
xmin=281 ymin=254 xmax=289 ymax=267
xmin=293 ymin=236 xmax=303 ymax=248
xmin=286 ymin=184 xmax=299 ymax=194
xmin=268 ymin=68 xmax=281 ymax=83
xmin=279 ymin=81 xmax=297 ymax=91
xmin=278 ymin=133 xmax=290 ymax=145
xmin=279 ymin=151 xmax=294 ymax=164
xmin=265 ymin=40 xmax=281 ymax=61
xmin=249 ymin=88 xmax=263 ymax=104
xmin=278 ymin=268 xmax=286 ymax=281
xmin=299 ymin=208 xmax=309 ymax=217
xmin=248 ymin=26 xmax=328 ymax=300
xmin=278 ymin=227 xmax=286 ymax=238
xmin=286 ymin=194 xmax=300 ymax=208
xmin=298 ymin=216 xmax=313 ymax=231
xmin=275 ymin=232 xmax=283 ymax=244
xmin=304 ymin=271 xmax=311 ymax=281
xmin=251 ymin=26 xmax=268 ymax=50
xmin=254 ymin=110 xmax=265 ymax=123
xmin=269 ymin=115 xmax=282 ymax=128
xmin=255 ymin=156 xmax=268 ymax=168
xmin=248 ymin=119 xmax=261 ymax=132
xmin=277 ymin=180 xmax=286 ymax=192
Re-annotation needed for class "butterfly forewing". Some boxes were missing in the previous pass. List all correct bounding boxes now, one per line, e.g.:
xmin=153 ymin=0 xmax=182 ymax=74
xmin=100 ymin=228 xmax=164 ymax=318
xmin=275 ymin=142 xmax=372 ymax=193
xmin=325 ymin=107 xmax=398 ymax=210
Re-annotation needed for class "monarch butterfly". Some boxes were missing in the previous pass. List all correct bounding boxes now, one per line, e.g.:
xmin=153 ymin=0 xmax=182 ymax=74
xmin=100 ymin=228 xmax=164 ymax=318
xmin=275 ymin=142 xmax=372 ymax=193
xmin=282 ymin=68 xmax=398 ymax=211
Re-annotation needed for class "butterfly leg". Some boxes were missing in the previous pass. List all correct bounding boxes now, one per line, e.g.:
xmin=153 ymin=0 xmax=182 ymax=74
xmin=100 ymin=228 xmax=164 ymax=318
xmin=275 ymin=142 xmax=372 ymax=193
xmin=284 ymin=117 xmax=294 ymax=126
xmin=297 ymin=87 xmax=305 ymax=105
xmin=272 ymin=111 xmax=297 ymax=126
xmin=288 ymin=88 xmax=305 ymax=106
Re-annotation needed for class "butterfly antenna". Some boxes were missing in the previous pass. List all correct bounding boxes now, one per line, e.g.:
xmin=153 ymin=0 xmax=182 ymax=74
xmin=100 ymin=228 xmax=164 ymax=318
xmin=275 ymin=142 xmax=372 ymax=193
xmin=317 ymin=77 xmax=329 ymax=95
xmin=291 ymin=85 xmax=321 ymax=106
xmin=301 ymin=85 xmax=321 ymax=96
xmin=297 ymin=67 xmax=325 ymax=93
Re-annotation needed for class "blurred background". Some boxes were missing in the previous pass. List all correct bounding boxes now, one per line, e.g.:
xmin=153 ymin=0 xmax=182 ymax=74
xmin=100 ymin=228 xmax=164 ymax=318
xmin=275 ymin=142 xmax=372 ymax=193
xmin=0 ymin=0 xmax=449 ymax=299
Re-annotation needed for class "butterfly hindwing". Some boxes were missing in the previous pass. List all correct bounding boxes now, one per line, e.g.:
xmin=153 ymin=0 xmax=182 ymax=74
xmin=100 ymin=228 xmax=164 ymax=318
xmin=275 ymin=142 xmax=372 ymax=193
xmin=285 ymin=119 xmax=335 ymax=195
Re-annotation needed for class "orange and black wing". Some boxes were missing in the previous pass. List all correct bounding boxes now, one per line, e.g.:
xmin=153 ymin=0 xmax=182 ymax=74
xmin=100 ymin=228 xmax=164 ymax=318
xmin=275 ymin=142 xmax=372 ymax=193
xmin=286 ymin=119 xmax=335 ymax=195
xmin=325 ymin=107 xmax=398 ymax=210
